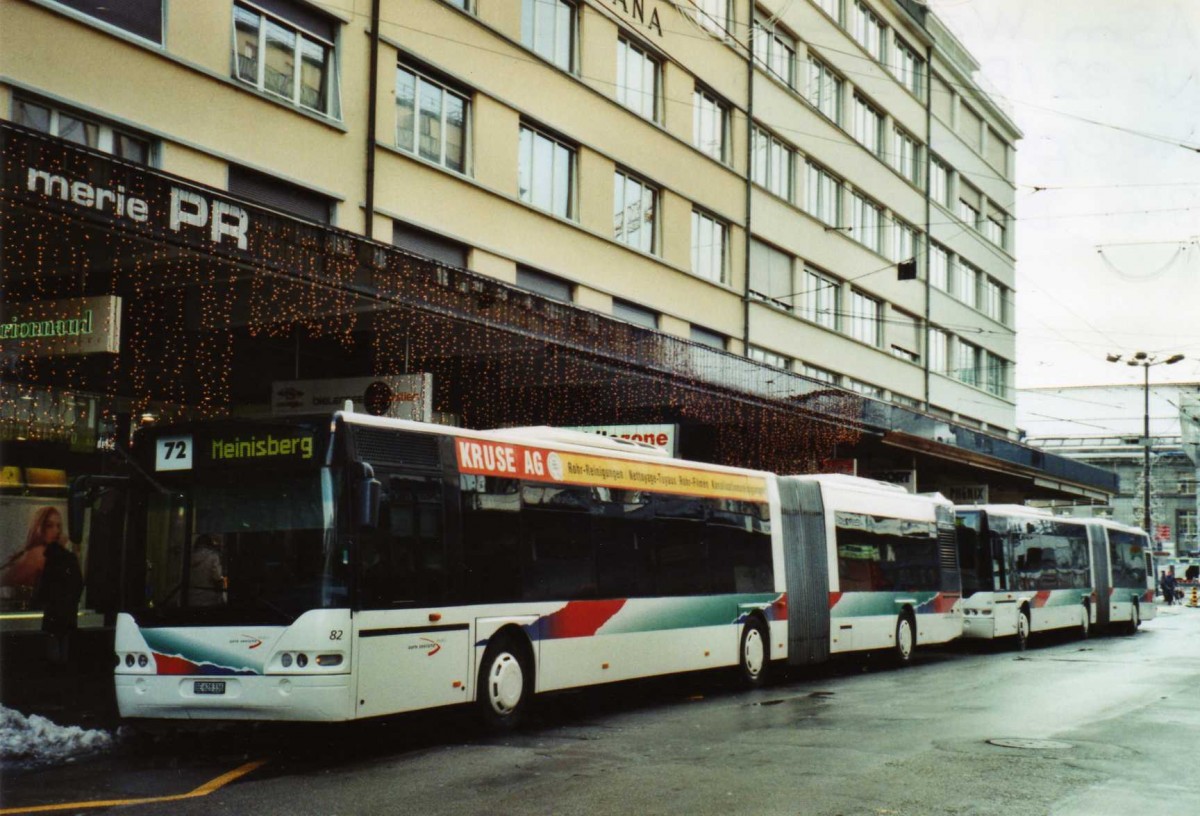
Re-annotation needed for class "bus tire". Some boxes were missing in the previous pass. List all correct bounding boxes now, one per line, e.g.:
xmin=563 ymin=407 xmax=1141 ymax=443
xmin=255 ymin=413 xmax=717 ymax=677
xmin=893 ymin=613 xmax=916 ymax=667
xmin=476 ymin=633 xmax=533 ymax=730
xmin=1015 ymin=607 xmax=1030 ymax=651
xmin=738 ymin=616 xmax=771 ymax=688
xmin=1079 ymin=603 xmax=1090 ymax=640
xmin=1126 ymin=602 xmax=1140 ymax=635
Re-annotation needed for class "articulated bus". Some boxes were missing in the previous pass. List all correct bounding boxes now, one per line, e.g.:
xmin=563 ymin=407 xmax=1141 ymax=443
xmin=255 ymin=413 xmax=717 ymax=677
xmin=72 ymin=412 xmax=960 ymax=726
xmin=955 ymin=505 xmax=1156 ymax=648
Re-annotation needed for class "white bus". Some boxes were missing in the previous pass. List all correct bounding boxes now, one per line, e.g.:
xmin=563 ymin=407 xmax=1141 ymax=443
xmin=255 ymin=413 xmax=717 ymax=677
xmin=74 ymin=412 xmax=960 ymax=727
xmin=955 ymin=506 xmax=1156 ymax=648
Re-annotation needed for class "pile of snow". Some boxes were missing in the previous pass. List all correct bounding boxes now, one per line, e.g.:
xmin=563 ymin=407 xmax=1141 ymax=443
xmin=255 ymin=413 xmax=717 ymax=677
xmin=0 ymin=705 xmax=114 ymax=767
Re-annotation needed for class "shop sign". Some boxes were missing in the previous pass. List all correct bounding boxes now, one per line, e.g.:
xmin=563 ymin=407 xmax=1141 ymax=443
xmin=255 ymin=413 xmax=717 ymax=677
xmin=271 ymin=374 xmax=433 ymax=421
xmin=0 ymin=296 xmax=121 ymax=357
xmin=565 ymin=424 xmax=678 ymax=455
xmin=943 ymin=485 xmax=989 ymax=504
xmin=868 ymin=469 xmax=917 ymax=493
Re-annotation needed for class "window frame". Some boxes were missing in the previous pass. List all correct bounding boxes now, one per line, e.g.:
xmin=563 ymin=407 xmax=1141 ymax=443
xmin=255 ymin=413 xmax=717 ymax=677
xmin=807 ymin=56 xmax=843 ymax=123
xmin=521 ymin=0 xmax=576 ymax=72
xmin=805 ymin=162 xmax=843 ymax=227
xmin=693 ymin=86 xmax=730 ymax=163
xmin=518 ymin=122 xmax=576 ymax=219
xmin=395 ymin=63 xmax=471 ymax=174
xmin=800 ymin=266 xmax=841 ymax=331
xmin=892 ymin=35 xmax=924 ymax=99
xmin=12 ymin=95 xmax=154 ymax=164
xmin=852 ymin=93 xmax=884 ymax=157
xmin=691 ymin=209 xmax=729 ymax=285
xmin=848 ymin=289 xmax=882 ymax=347
xmin=892 ymin=126 xmax=922 ymax=185
xmin=617 ymin=37 xmax=662 ymax=122
xmin=850 ymin=192 xmax=884 ymax=254
xmin=851 ymin=1 xmax=886 ymax=63
xmin=232 ymin=1 xmax=340 ymax=118
xmin=752 ymin=125 xmax=794 ymax=201
xmin=613 ymin=170 xmax=659 ymax=255
xmin=753 ymin=12 xmax=797 ymax=87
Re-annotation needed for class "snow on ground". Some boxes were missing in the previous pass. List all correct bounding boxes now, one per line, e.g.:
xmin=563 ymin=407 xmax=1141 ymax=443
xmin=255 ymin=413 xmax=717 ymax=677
xmin=0 ymin=705 xmax=114 ymax=768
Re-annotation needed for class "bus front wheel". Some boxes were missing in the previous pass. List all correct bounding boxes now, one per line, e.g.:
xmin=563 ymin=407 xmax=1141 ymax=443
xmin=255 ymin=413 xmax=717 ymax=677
xmin=894 ymin=614 xmax=915 ymax=666
xmin=1126 ymin=603 xmax=1140 ymax=635
xmin=738 ymin=617 xmax=770 ymax=688
xmin=477 ymin=634 xmax=533 ymax=730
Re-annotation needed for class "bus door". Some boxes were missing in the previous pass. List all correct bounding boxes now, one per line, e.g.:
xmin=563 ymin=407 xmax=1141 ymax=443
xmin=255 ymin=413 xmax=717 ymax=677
xmin=354 ymin=473 xmax=470 ymax=717
xmin=778 ymin=478 xmax=830 ymax=665
xmin=69 ymin=475 xmax=139 ymax=622
xmin=1087 ymin=523 xmax=1111 ymax=628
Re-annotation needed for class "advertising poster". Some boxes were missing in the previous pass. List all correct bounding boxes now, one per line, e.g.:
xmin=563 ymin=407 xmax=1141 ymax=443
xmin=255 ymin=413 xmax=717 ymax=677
xmin=0 ymin=496 xmax=81 ymax=613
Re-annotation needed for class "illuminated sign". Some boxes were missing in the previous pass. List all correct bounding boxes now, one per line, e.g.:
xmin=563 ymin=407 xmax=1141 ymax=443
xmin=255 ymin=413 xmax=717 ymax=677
xmin=454 ymin=438 xmax=767 ymax=502
xmin=0 ymin=296 xmax=121 ymax=357
xmin=565 ymin=424 xmax=678 ymax=455
xmin=154 ymin=431 xmax=317 ymax=471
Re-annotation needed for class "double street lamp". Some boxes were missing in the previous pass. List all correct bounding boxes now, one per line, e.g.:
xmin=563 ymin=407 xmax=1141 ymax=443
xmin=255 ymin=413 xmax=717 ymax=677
xmin=1106 ymin=351 xmax=1185 ymax=536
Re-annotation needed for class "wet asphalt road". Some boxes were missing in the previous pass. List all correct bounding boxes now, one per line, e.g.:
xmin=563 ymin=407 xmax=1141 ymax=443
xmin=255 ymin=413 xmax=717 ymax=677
xmin=4 ymin=607 xmax=1200 ymax=815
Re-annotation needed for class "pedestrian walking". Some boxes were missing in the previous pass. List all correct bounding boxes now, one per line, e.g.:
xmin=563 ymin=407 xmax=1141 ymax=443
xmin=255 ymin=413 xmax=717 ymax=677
xmin=33 ymin=530 xmax=84 ymax=666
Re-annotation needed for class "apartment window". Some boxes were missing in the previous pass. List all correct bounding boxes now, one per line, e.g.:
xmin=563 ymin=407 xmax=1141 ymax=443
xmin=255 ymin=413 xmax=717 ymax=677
xmin=516 ymin=267 xmax=572 ymax=302
xmin=807 ymin=58 xmax=843 ymax=123
xmin=694 ymin=88 xmax=729 ymax=162
xmin=443 ymin=0 xmax=470 ymax=8
xmin=893 ymin=219 xmax=918 ymax=263
xmin=614 ymin=171 xmax=658 ymax=254
xmin=519 ymin=124 xmax=574 ymax=218
xmin=957 ymin=195 xmax=981 ymax=229
xmin=845 ymin=378 xmax=883 ymax=398
xmin=954 ymin=259 xmax=979 ymax=307
xmin=931 ymin=73 xmax=953 ymax=125
xmin=753 ymin=13 xmax=796 ymax=87
xmin=930 ymin=157 xmax=950 ymax=208
xmin=852 ymin=94 xmax=883 ymax=156
xmin=955 ymin=340 xmax=980 ymax=386
xmin=928 ymin=328 xmax=948 ymax=374
xmin=985 ymin=353 xmax=1008 ymax=398
xmin=851 ymin=2 xmax=885 ymax=62
xmin=394 ymin=221 xmax=468 ymax=267
xmin=813 ymin=0 xmax=841 ymax=22
xmin=801 ymin=363 xmax=839 ymax=385
xmin=617 ymin=38 xmax=660 ymax=121
xmin=752 ymin=127 xmax=794 ymax=200
xmin=691 ymin=210 xmax=728 ymax=284
xmin=1177 ymin=509 xmax=1197 ymax=546
xmin=521 ymin=0 xmax=575 ymax=71
xmin=749 ymin=346 xmax=791 ymax=370
xmin=750 ymin=239 xmax=794 ymax=309
xmin=892 ymin=127 xmax=921 ymax=185
xmin=55 ymin=0 xmax=163 ymax=43
xmin=981 ymin=277 xmax=1005 ymax=322
xmin=396 ymin=65 xmax=468 ymax=173
xmin=891 ymin=310 xmax=921 ymax=364
xmin=986 ymin=128 xmax=1009 ymax=174
xmin=692 ymin=0 xmax=729 ymax=35
xmin=613 ymin=298 xmax=658 ymax=329
xmin=13 ymin=97 xmax=152 ymax=164
xmin=983 ymin=213 xmax=1007 ymax=249
xmin=691 ymin=326 xmax=726 ymax=349
xmin=801 ymin=267 xmax=840 ymax=330
xmin=959 ymin=104 xmax=984 ymax=153
xmin=233 ymin=2 xmax=338 ymax=115
xmin=929 ymin=243 xmax=950 ymax=292
xmin=229 ymin=165 xmax=333 ymax=224
xmin=892 ymin=36 xmax=923 ymax=98
xmin=850 ymin=193 xmax=883 ymax=254
xmin=848 ymin=290 xmax=882 ymax=346
xmin=805 ymin=162 xmax=842 ymax=227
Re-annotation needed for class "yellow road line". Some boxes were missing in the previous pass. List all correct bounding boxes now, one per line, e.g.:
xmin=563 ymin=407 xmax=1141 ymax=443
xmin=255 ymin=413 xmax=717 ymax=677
xmin=0 ymin=759 xmax=267 ymax=815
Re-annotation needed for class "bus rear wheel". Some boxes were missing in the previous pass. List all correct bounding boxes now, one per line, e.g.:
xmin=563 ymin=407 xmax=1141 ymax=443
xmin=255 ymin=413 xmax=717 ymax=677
xmin=476 ymin=634 xmax=532 ymax=730
xmin=893 ymin=615 xmax=915 ymax=667
xmin=738 ymin=618 xmax=770 ymax=688
xmin=1125 ymin=603 xmax=1140 ymax=635
xmin=1015 ymin=608 xmax=1030 ymax=651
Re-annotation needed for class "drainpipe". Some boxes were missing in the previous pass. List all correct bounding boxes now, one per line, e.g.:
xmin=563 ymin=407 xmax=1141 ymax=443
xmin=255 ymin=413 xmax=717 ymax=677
xmin=922 ymin=42 xmax=933 ymax=411
xmin=742 ymin=6 xmax=754 ymax=357
xmin=364 ymin=0 xmax=381 ymax=239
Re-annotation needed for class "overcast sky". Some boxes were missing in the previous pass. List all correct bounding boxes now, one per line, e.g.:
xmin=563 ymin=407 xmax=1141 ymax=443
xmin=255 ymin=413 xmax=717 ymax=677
xmin=926 ymin=0 xmax=1200 ymax=391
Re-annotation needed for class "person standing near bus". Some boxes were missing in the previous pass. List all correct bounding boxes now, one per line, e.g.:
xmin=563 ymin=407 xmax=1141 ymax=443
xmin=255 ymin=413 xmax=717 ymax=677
xmin=33 ymin=521 xmax=84 ymax=666
xmin=189 ymin=535 xmax=225 ymax=606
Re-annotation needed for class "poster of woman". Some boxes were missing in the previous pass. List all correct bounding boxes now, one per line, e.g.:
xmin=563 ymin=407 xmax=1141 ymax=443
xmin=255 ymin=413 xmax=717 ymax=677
xmin=0 ymin=498 xmax=77 ymax=612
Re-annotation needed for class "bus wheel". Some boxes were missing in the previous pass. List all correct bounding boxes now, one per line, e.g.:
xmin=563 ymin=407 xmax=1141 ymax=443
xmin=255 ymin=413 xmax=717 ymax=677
xmin=739 ymin=618 xmax=770 ymax=687
xmin=893 ymin=614 xmax=915 ymax=666
xmin=476 ymin=634 xmax=532 ymax=730
xmin=1079 ymin=604 xmax=1090 ymax=640
xmin=1015 ymin=608 xmax=1030 ymax=651
xmin=1126 ymin=603 xmax=1140 ymax=635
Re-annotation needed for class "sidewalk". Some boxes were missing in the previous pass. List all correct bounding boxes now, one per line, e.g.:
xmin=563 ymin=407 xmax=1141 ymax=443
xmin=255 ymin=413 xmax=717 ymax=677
xmin=0 ymin=629 xmax=119 ymax=730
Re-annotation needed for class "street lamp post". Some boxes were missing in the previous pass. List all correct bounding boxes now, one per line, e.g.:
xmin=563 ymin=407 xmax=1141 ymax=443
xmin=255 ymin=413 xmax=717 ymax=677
xmin=1106 ymin=351 xmax=1185 ymax=537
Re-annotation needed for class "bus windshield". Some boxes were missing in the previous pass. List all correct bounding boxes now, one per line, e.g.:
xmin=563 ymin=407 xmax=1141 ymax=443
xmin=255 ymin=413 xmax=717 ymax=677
xmin=137 ymin=468 xmax=345 ymax=626
xmin=954 ymin=510 xmax=989 ymax=596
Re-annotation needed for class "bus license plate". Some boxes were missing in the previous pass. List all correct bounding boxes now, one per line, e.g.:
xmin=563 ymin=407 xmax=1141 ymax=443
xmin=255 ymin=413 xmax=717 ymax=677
xmin=194 ymin=681 xmax=226 ymax=695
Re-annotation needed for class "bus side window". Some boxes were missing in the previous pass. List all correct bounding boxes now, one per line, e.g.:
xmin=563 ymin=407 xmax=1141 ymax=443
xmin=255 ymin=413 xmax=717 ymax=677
xmin=461 ymin=476 xmax=521 ymax=603
xmin=594 ymin=490 xmax=653 ymax=599
xmin=360 ymin=476 xmax=447 ymax=608
xmin=521 ymin=484 xmax=595 ymax=601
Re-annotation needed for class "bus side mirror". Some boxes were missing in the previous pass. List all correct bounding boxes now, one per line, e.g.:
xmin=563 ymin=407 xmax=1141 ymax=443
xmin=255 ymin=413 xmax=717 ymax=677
xmin=356 ymin=464 xmax=382 ymax=529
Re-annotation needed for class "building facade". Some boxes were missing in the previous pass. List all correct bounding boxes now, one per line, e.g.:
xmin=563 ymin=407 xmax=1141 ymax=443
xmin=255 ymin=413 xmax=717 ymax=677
xmin=1 ymin=0 xmax=1112 ymax=626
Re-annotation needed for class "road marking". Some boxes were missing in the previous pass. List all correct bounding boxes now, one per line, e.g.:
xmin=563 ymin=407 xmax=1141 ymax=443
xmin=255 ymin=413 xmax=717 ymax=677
xmin=0 ymin=759 xmax=267 ymax=814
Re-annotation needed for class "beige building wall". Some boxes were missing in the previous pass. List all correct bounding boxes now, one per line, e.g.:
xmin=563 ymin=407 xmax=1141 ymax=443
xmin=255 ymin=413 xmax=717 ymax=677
xmin=0 ymin=0 xmax=1020 ymax=431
